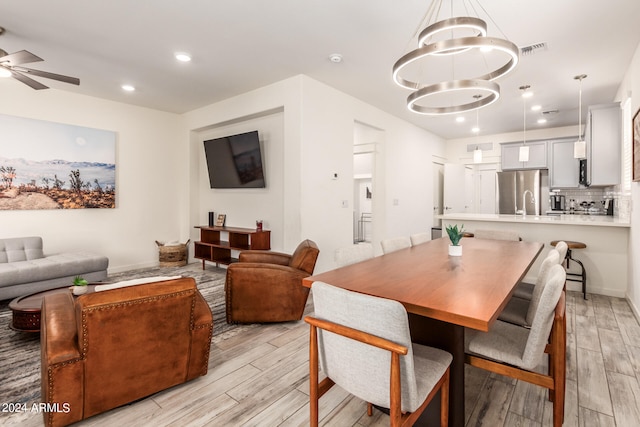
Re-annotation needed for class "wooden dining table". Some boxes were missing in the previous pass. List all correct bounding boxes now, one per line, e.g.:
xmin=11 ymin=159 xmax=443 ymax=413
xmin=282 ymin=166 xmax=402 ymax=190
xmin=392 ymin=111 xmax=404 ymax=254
xmin=303 ymin=236 xmax=544 ymax=427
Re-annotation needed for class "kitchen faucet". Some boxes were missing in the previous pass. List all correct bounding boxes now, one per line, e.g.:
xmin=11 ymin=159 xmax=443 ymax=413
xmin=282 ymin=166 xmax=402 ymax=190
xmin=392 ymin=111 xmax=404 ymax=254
xmin=518 ymin=190 xmax=535 ymax=217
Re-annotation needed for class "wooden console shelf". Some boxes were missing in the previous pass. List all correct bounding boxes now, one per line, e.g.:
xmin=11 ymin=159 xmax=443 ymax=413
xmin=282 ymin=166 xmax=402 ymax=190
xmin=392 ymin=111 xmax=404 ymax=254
xmin=194 ymin=226 xmax=271 ymax=268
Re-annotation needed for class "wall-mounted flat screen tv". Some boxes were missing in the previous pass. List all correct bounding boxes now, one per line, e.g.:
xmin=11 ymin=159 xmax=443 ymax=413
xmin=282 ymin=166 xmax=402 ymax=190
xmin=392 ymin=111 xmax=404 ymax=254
xmin=203 ymin=130 xmax=266 ymax=189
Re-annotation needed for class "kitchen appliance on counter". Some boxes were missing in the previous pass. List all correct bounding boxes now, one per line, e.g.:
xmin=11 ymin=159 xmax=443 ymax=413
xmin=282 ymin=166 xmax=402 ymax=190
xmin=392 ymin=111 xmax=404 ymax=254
xmin=545 ymin=198 xmax=614 ymax=216
xmin=550 ymin=194 xmax=565 ymax=212
xmin=604 ymin=198 xmax=614 ymax=216
xmin=496 ymin=170 xmax=541 ymax=215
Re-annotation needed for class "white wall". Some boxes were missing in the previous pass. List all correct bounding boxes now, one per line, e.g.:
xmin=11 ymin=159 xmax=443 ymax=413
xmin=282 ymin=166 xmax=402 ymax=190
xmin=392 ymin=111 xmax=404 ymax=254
xmin=193 ymin=109 xmax=286 ymax=252
xmin=298 ymin=77 xmax=445 ymax=271
xmin=615 ymin=40 xmax=640 ymax=319
xmin=0 ymin=74 xmax=447 ymax=277
xmin=184 ymin=75 xmax=446 ymax=273
xmin=0 ymin=81 xmax=184 ymax=272
xmin=183 ymin=77 xmax=303 ymax=254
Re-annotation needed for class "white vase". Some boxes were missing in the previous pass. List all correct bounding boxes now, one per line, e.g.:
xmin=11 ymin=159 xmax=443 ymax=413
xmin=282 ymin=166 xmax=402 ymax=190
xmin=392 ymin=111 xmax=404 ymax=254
xmin=448 ymin=244 xmax=462 ymax=257
xmin=72 ymin=286 xmax=88 ymax=296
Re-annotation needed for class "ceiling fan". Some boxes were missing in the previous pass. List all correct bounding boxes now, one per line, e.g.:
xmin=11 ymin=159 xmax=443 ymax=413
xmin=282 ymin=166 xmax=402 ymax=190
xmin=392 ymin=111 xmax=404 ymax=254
xmin=0 ymin=26 xmax=79 ymax=90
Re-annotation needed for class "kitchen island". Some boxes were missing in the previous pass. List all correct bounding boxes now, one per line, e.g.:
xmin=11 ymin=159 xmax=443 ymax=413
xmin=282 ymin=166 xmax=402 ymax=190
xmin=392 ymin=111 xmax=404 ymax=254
xmin=439 ymin=213 xmax=630 ymax=297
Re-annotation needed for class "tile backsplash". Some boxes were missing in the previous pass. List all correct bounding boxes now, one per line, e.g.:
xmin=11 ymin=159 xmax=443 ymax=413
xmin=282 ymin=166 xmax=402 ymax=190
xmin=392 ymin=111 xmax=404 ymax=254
xmin=549 ymin=187 xmax=630 ymax=220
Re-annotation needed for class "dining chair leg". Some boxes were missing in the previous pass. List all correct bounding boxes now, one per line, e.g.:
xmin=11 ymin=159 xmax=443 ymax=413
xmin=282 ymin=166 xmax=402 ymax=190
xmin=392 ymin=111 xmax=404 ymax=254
xmin=309 ymin=324 xmax=319 ymax=427
xmin=440 ymin=368 xmax=450 ymax=427
xmin=367 ymin=402 xmax=373 ymax=417
xmin=552 ymin=302 xmax=567 ymax=426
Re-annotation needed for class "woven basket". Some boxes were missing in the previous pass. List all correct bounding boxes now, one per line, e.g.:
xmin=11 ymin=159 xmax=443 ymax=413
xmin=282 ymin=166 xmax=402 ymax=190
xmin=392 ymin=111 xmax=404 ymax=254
xmin=156 ymin=239 xmax=190 ymax=267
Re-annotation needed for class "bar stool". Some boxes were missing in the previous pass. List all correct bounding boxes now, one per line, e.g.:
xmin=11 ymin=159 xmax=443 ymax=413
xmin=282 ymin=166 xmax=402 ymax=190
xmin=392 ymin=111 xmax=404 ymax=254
xmin=551 ymin=240 xmax=587 ymax=299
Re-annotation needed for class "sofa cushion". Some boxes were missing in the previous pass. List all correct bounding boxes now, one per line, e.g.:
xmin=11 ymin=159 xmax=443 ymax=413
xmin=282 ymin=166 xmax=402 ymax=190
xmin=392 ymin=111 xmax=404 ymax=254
xmin=0 ymin=236 xmax=44 ymax=263
xmin=0 ymin=252 xmax=109 ymax=288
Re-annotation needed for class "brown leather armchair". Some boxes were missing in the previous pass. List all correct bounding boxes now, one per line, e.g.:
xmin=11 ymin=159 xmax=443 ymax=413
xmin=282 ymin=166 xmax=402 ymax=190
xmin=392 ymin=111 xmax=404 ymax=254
xmin=40 ymin=277 xmax=213 ymax=427
xmin=225 ymin=239 xmax=319 ymax=324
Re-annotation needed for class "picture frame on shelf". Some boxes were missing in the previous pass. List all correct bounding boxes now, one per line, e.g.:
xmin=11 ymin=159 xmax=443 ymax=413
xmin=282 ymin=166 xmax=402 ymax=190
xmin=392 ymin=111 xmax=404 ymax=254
xmin=633 ymin=107 xmax=640 ymax=182
xmin=215 ymin=213 xmax=226 ymax=227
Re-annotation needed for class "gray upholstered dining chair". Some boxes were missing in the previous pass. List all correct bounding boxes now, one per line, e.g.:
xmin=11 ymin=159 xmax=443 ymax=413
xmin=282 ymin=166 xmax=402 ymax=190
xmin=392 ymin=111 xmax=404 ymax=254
xmin=409 ymin=232 xmax=430 ymax=246
xmin=335 ymin=243 xmax=374 ymax=267
xmin=498 ymin=248 xmax=560 ymax=327
xmin=380 ymin=236 xmax=412 ymax=254
xmin=306 ymin=281 xmax=452 ymax=427
xmin=473 ymin=229 xmax=521 ymax=241
xmin=466 ymin=263 xmax=566 ymax=427
xmin=512 ymin=241 xmax=568 ymax=301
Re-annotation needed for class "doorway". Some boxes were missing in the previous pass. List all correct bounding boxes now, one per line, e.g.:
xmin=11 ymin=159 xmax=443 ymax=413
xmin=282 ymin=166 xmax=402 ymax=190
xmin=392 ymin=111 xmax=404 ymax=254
xmin=432 ymin=161 xmax=444 ymax=228
xmin=353 ymin=122 xmax=381 ymax=243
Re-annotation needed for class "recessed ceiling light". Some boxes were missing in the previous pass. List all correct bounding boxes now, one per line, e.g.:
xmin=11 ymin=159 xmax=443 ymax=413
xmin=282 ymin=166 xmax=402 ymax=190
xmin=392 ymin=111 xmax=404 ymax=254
xmin=521 ymin=91 xmax=533 ymax=98
xmin=121 ymin=84 xmax=135 ymax=92
xmin=471 ymin=126 xmax=480 ymax=133
xmin=531 ymin=105 xmax=541 ymax=111
xmin=456 ymin=116 xmax=465 ymax=123
xmin=175 ymin=52 xmax=192 ymax=62
xmin=537 ymin=118 xmax=547 ymax=124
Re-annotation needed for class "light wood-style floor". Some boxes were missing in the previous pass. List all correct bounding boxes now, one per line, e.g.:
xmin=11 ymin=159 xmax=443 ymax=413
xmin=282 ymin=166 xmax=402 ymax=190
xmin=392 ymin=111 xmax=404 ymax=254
xmin=14 ymin=291 xmax=640 ymax=426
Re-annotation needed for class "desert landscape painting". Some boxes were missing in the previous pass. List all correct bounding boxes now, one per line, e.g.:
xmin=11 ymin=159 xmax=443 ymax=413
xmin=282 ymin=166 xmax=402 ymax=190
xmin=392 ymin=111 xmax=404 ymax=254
xmin=0 ymin=114 xmax=116 ymax=210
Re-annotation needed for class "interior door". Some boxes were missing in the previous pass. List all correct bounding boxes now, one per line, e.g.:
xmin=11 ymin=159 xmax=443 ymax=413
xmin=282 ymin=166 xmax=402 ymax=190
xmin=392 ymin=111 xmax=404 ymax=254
xmin=432 ymin=162 xmax=444 ymax=226
xmin=478 ymin=169 xmax=497 ymax=213
xmin=444 ymin=163 xmax=467 ymax=213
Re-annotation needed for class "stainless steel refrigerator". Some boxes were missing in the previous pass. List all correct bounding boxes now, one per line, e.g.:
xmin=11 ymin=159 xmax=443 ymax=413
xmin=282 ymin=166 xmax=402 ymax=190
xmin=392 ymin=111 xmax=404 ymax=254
xmin=496 ymin=170 xmax=541 ymax=215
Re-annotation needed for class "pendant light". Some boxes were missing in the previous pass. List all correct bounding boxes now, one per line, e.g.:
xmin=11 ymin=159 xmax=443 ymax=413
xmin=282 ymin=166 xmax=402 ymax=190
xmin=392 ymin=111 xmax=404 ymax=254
xmin=472 ymin=95 xmax=483 ymax=163
xmin=473 ymin=146 xmax=483 ymax=163
xmin=518 ymin=85 xmax=531 ymax=162
xmin=392 ymin=0 xmax=519 ymax=115
xmin=573 ymin=74 xmax=587 ymax=159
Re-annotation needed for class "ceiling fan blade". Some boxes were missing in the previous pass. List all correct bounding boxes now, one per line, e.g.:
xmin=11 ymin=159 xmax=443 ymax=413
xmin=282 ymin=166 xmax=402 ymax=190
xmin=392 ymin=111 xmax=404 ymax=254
xmin=16 ymin=67 xmax=80 ymax=85
xmin=0 ymin=50 xmax=44 ymax=66
xmin=10 ymin=69 xmax=49 ymax=90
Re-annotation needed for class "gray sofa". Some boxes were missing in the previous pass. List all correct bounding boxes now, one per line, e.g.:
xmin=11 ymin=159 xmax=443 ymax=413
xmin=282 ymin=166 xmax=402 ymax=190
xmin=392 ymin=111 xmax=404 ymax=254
xmin=0 ymin=236 xmax=109 ymax=301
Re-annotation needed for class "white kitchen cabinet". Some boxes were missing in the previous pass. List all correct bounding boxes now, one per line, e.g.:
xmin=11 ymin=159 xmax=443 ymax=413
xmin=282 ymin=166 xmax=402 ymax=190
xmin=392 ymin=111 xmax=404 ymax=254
xmin=501 ymin=141 xmax=547 ymax=170
xmin=548 ymin=138 xmax=580 ymax=188
xmin=585 ymin=102 xmax=621 ymax=186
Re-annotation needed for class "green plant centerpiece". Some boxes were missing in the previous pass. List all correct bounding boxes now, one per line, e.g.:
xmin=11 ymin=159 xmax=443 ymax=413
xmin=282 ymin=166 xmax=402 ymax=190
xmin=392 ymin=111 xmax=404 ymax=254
xmin=73 ymin=276 xmax=88 ymax=286
xmin=71 ymin=275 xmax=89 ymax=295
xmin=445 ymin=224 xmax=464 ymax=256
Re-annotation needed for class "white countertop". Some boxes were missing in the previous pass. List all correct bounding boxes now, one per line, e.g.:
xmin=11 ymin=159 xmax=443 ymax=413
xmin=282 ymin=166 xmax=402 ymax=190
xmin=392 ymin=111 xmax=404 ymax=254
xmin=438 ymin=213 xmax=630 ymax=228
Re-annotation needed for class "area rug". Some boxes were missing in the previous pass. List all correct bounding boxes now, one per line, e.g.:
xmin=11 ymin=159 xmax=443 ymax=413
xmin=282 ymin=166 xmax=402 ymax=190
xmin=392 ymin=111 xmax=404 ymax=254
xmin=0 ymin=263 xmax=256 ymax=406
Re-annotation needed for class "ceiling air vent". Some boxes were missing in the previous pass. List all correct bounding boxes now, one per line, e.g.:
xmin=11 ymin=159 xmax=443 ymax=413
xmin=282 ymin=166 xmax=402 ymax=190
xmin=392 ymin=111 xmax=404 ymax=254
xmin=520 ymin=42 xmax=548 ymax=56
xmin=542 ymin=109 xmax=559 ymax=115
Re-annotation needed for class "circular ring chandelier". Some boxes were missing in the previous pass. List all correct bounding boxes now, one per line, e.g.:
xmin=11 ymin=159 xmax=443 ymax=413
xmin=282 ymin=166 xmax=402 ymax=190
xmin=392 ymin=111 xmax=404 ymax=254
xmin=418 ymin=17 xmax=487 ymax=55
xmin=407 ymin=79 xmax=500 ymax=115
xmin=392 ymin=6 xmax=520 ymax=116
xmin=392 ymin=36 xmax=520 ymax=90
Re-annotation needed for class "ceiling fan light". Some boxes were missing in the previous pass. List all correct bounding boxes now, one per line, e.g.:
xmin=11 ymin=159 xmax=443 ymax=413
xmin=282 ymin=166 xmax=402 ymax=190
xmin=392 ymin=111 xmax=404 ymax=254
xmin=0 ymin=67 xmax=11 ymax=78
xmin=574 ymin=139 xmax=586 ymax=159
xmin=519 ymin=146 xmax=530 ymax=162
